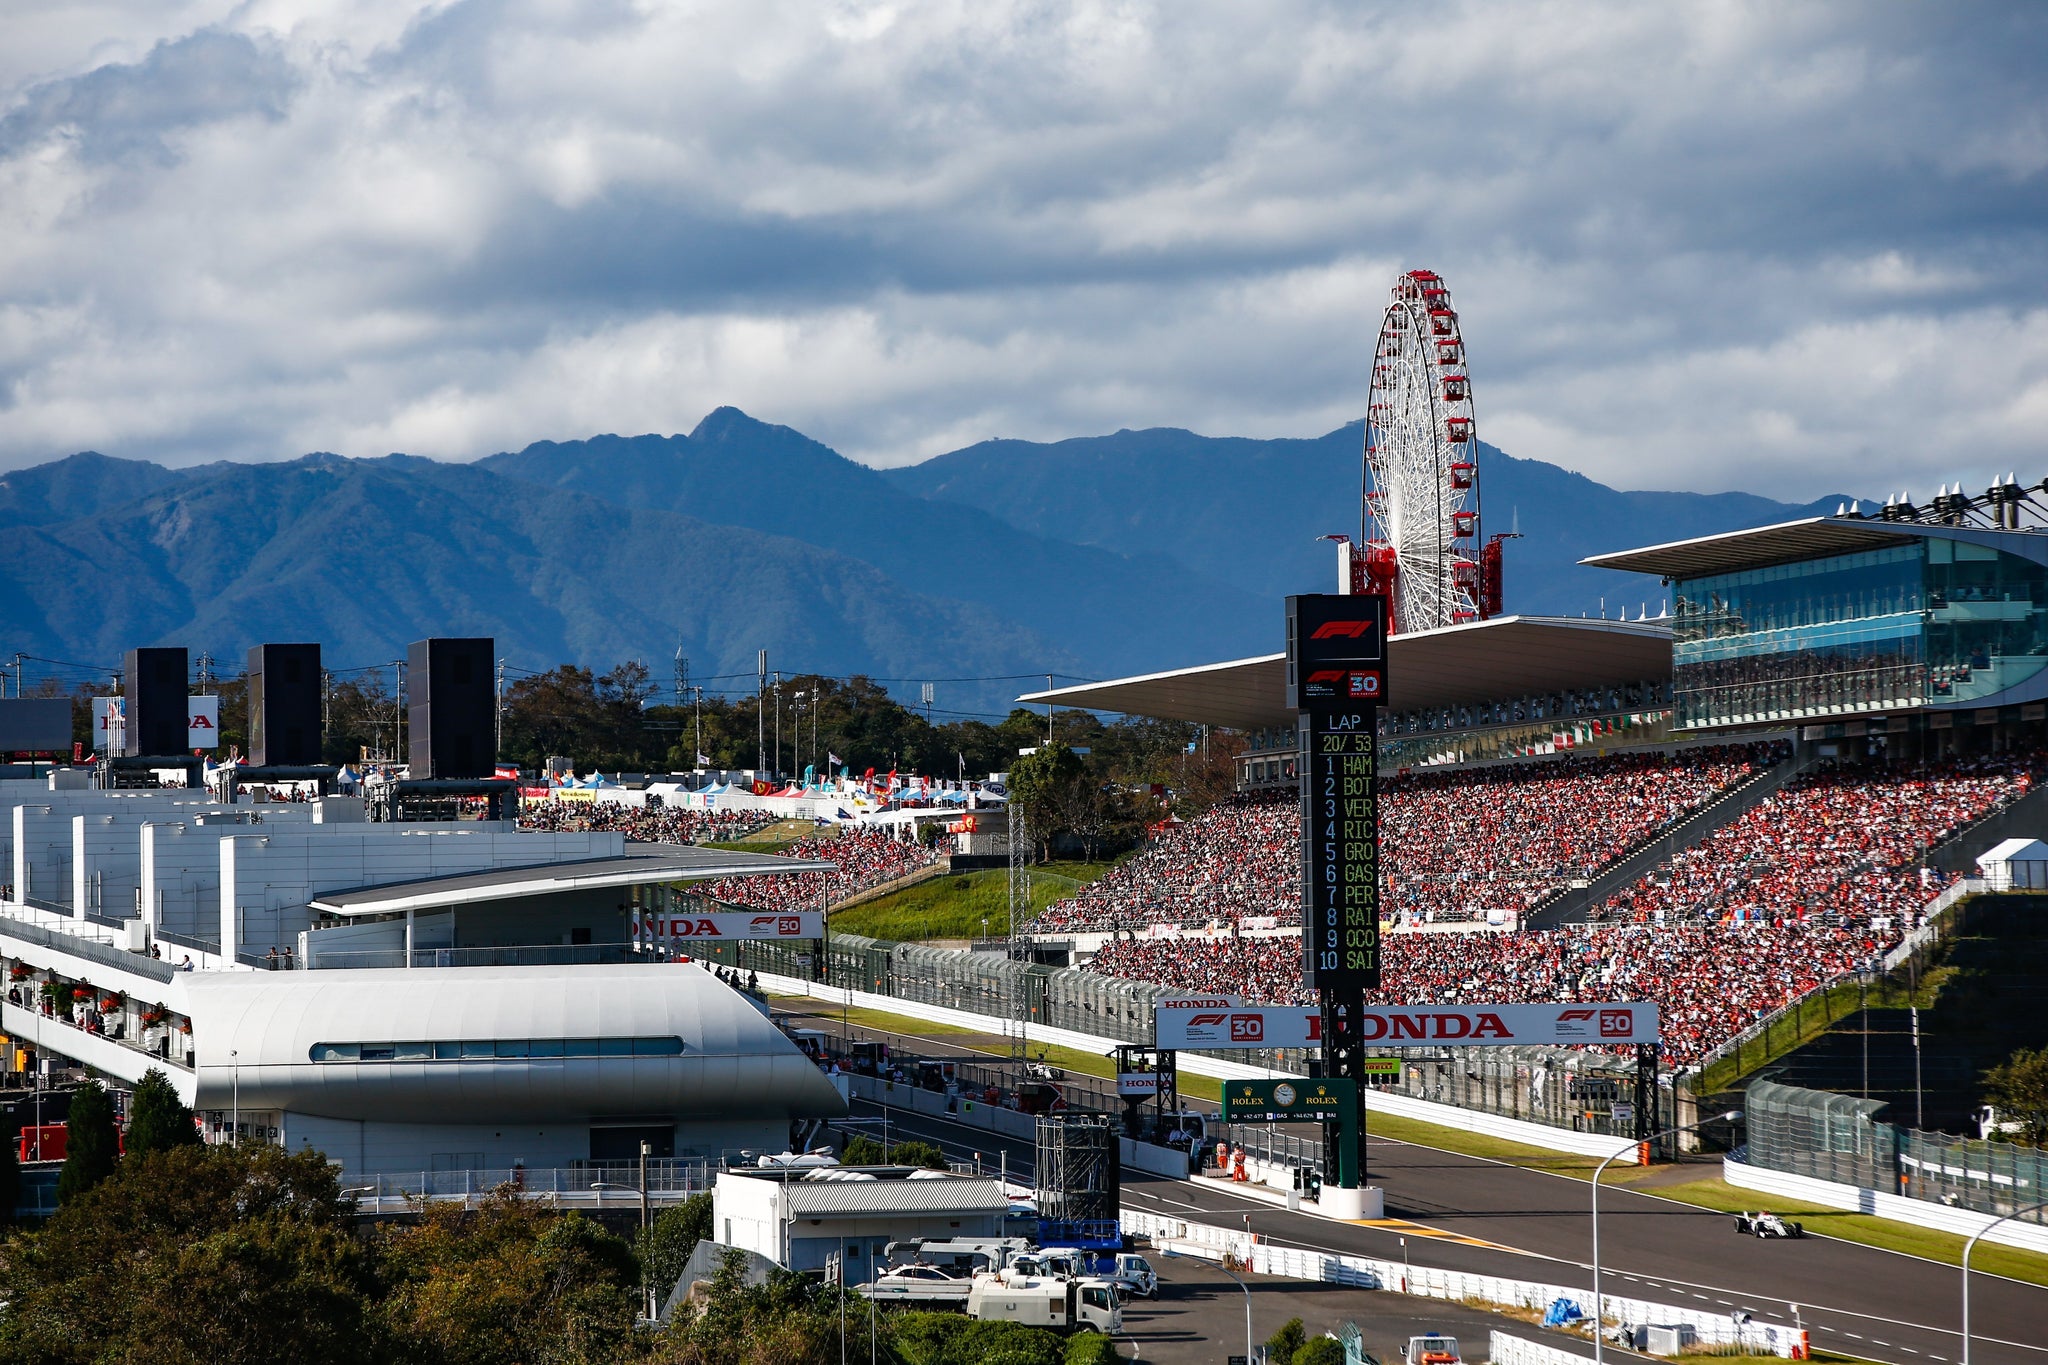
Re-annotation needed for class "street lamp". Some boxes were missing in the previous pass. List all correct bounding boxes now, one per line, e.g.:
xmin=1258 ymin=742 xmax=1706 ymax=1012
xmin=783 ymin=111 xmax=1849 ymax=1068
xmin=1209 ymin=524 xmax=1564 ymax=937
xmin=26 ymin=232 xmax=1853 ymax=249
xmin=230 ymin=1048 xmax=240 ymax=1148
xmin=1591 ymin=1111 xmax=1740 ymax=1365
xmin=1962 ymin=1197 xmax=2048 ymax=1365
xmin=1163 ymin=1247 xmax=1253 ymax=1365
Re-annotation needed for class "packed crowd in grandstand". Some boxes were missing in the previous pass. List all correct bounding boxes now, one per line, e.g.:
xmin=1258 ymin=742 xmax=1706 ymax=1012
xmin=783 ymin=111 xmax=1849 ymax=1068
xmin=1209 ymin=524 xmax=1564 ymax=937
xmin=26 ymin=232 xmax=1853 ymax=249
xmin=704 ymin=828 xmax=943 ymax=910
xmin=1027 ymin=744 xmax=1784 ymax=934
xmin=1079 ymin=749 xmax=2040 ymax=1066
xmin=519 ymin=800 xmax=777 ymax=844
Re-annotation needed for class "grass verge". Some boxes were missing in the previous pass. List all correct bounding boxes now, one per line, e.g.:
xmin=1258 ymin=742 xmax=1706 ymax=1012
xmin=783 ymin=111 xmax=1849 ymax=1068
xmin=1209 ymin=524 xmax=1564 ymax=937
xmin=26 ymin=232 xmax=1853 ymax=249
xmin=828 ymin=860 xmax=1118 ymax=941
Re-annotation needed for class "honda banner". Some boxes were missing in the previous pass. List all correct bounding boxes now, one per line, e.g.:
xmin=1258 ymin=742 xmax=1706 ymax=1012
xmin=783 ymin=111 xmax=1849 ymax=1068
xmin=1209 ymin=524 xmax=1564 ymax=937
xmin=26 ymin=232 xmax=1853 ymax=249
xmin=1155 ymin=1001 xmax=1660 ymax=1050
xmin=638 ymin=911 xmax=824 ymax=941
xmin=187 ymin=695 xmax=219 ymax=750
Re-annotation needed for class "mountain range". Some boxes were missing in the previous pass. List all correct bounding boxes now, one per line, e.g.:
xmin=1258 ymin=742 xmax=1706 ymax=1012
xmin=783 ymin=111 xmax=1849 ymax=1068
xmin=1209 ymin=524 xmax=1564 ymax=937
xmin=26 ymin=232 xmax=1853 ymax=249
xmin=0 ymin=410 xmax=1839 ymax=715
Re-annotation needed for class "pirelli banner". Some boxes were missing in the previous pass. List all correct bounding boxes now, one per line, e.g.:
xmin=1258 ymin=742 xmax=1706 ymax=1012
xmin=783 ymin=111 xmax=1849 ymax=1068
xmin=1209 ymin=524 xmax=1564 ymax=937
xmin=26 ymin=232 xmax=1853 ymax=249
xmin=639 ymin=911 xmax=824 ymax=941
xmin=1155 ymin=1001 xmax=1660 ymax=1050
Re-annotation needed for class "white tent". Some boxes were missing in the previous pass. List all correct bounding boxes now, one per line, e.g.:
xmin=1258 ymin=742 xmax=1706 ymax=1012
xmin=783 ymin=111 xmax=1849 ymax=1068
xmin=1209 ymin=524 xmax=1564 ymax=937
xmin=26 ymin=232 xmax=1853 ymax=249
xmin=1976 ymin=837 xmax=2048 ymax=890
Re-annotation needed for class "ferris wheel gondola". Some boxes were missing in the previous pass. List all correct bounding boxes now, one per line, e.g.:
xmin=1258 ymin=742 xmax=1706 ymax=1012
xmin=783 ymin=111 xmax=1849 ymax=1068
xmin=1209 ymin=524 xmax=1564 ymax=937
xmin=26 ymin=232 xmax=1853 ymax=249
xmin=1351 ymin=269 xmax=1501 ymax=633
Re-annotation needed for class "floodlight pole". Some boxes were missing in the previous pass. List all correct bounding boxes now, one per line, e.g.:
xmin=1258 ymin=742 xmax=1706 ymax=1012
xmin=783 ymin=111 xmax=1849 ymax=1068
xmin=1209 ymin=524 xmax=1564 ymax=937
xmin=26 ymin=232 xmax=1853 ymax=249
xmin=1593 ymin=1113 xmax=1738 ymax=1365
xmin=1963 ymin=1198 xmax=2048 ymax=1365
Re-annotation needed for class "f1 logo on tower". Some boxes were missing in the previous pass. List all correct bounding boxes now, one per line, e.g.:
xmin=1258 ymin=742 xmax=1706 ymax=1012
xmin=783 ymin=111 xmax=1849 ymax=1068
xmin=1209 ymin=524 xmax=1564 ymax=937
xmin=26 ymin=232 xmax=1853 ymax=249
xmin=1310 ymin=621 xmax=1377 ymax=640
xmin=1188 ymin=1013 xmax=1228 ymax=1028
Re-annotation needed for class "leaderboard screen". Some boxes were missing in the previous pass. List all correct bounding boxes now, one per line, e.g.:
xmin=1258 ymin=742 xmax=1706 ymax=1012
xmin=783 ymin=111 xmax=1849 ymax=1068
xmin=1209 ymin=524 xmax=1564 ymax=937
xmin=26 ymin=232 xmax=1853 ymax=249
xmin=1300 ymin=707 xmax=1380 ymax=991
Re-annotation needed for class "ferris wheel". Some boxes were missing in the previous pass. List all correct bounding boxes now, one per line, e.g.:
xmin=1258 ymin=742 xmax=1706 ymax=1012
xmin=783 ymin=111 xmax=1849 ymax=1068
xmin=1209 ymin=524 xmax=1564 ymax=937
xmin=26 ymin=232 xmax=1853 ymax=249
xmin=1356 ymin=269 xmax=1488 ymax=634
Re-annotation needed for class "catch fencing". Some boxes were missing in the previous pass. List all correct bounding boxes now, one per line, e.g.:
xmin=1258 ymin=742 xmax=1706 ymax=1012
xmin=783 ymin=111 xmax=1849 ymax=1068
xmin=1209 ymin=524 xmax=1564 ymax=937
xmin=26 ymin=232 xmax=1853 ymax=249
xmin=1743 ymin=1077 xmax=2048 ymax=1228
xmin=691 ymin=930 xmax=1678 ymax=1143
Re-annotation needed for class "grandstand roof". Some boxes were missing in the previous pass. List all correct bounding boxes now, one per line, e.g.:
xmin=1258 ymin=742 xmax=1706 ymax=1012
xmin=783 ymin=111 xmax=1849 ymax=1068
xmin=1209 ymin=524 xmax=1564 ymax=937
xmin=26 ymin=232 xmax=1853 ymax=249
xmin=1580 ymin=516 xmax=1921 ymax=580
xmin=1017 ymin=614 xmax=1671 ymax=730
xmin=308 ymin=848 xmax=829 ymax=916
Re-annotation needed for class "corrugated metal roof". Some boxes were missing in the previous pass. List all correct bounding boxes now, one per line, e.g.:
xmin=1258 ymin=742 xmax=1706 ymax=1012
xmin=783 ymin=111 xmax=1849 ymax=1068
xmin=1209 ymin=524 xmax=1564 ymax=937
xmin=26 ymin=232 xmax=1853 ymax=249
xmin=1579 ymin=517 xmax=1921 ymax=580
xmin=1015 ymin=615 xmax=1671 ymax=730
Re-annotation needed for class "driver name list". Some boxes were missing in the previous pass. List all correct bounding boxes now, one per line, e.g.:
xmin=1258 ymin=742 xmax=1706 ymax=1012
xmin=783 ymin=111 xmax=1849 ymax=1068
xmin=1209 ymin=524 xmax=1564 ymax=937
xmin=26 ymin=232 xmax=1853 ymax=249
xmin=1301 ymin=709 xmax=1380 ymax=991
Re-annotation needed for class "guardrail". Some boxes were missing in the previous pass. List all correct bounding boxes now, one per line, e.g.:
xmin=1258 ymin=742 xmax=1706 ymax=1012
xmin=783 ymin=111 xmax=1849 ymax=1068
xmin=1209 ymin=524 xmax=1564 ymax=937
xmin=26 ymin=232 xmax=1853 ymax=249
xmin=1122 ymin=1206 xmax=1803 ymax=1358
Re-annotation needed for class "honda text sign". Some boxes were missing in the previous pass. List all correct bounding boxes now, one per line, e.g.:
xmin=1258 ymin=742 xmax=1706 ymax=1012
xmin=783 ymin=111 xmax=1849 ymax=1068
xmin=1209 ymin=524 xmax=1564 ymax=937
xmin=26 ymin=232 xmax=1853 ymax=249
xmin=638 ymin=911 xmax=824 ymax=941
xmin=1156 ymin=1002 xmax=1659 ymax=1050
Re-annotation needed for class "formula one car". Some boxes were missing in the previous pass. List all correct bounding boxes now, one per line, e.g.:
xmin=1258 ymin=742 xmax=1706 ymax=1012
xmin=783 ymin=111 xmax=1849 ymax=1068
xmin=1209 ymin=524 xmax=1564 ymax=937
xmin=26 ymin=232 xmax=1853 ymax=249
xmin=1732 ymin=1210 xmax=1805 ymax=1239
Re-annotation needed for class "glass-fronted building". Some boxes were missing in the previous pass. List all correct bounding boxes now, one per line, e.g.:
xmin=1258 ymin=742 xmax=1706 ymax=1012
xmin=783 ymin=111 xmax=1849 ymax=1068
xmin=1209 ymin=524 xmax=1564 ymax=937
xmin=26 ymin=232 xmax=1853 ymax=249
xmin=1588 ymin=521 xmax=2048 ymax=733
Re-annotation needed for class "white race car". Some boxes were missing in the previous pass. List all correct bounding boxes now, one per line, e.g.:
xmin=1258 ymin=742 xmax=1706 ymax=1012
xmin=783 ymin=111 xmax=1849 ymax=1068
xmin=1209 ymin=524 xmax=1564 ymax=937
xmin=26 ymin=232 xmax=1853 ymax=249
xmin=1732 ymin=1211 xmax=1805 ymax=1239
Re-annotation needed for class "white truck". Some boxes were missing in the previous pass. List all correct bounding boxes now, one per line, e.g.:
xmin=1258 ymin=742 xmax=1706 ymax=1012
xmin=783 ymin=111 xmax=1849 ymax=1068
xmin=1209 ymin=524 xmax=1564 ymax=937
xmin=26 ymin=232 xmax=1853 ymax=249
xmin=1404 ymin=1334 xmax=1462 ymax=1365
xmin=885 ymin=1237 xmax=1035 ymax=1275
xmin=966 ymin=1274 xmax=1123 ymax=1334
xmin=1014 ymin=1250 xmax=1157 ymax=1300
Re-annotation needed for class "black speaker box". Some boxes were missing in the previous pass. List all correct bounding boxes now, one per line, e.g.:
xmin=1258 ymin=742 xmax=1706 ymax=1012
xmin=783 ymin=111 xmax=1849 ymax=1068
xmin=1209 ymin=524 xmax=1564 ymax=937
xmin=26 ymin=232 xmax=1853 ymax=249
xmin=123 ymin=647 xmax=188 ymax=756
xmin=407 ymin=637 xmax=494 ymax=778
xmin=248 ymin=643 xmax=323 ymax=767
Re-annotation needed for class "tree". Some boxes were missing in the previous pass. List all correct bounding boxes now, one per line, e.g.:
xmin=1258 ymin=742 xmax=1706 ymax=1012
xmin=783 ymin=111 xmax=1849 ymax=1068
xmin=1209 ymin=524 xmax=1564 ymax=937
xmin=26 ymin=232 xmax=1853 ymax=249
xmin=1008 ymin=742 xmax=1087 ymax=858
xmin=55 ymin=1079 xmax=119 ymax=1203
xmin=841 ymin=1135 xmax=886 ymax=1165
xmin=1266 ymin=1317 xmax=1308 ymax=1365
xmin=0 ymin=1144 xmax=378 ymax=1364
xmin=1295 ymin=1337 xmax=1345 ymax=1365
xmin=889 ymin=1140 xmax=950 ymax=1171
xmin=1984 ymin=1046 xmax=2048 ymax=1146
xmin=124 ymin=1066 xmax=201 ymax=1160
xmin=642 ymin=1192 xmax=715 ymax=1306
xmin=377 ymin=1189 xmax=640 ymax=1365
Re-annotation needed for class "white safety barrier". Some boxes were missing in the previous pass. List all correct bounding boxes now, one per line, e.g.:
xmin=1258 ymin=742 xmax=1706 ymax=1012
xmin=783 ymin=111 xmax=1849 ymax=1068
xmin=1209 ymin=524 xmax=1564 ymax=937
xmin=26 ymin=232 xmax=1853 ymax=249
xmin=1490 ymin=1331 xmax=1593 ymax=1365
xmin=1724 ymin=1156 xmax=2048 ymax=1256
xmin=759 ymin=967 xmax=1641 ymax=1163
xmin=1121 ymin=1208 xmax=1802 ymax=1358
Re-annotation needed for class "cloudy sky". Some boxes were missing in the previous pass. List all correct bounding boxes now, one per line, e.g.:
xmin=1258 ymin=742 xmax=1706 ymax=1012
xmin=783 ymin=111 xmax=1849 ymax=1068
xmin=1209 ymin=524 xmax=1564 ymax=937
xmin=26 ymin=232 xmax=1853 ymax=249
xmin=2 ymin=1 xmax=2043 ymax=499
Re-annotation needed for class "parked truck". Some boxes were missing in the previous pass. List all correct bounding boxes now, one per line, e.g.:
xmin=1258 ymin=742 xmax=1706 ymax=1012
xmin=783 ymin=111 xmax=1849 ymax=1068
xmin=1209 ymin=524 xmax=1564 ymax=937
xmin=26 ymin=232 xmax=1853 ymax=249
xmin=966 ymin=1274 xmax=1122 ymax=1334
xmin=1404 ymin=1334 xmax=1462 ymax=1365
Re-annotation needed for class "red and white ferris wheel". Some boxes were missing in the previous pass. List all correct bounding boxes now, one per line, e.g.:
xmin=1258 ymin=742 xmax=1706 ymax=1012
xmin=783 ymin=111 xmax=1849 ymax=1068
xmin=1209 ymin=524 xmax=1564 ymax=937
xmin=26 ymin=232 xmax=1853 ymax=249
xmin=1349 ymin=269 xmax=1504 ymax=633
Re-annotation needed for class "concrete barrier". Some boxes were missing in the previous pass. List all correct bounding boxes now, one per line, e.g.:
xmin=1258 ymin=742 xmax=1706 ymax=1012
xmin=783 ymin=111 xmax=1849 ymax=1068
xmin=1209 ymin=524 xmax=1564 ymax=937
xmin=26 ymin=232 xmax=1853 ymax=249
xmin=1724 ymin=1155 xmax=2048 ymax=1256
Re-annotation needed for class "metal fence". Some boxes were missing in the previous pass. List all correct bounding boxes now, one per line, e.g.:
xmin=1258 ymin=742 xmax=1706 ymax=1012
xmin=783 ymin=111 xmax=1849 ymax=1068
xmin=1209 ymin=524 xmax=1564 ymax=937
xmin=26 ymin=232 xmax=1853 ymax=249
xmin=1744 ymin=1076 xmax=2048 ymax=1225
xmin=698 ymin=930 xmax=1688 ymax=1143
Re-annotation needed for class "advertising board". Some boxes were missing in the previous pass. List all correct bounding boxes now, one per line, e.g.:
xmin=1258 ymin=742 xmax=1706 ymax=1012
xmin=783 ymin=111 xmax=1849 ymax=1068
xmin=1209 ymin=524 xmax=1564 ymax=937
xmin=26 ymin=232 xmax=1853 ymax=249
xmin=0 ymin=699 xmax=72 ymax=754
xmin=1221 ymin=1076 xmax=1357 ymax=1122
xmin=1156 ymin=1001 xmax=1660 ymax=1049
xmin=187 ymin=695 xmax=219 ymax=750
xmin=638 ymin=911 xmax=824 ymax=941
xmin=1116 ymin=1072 xmax=1160 ymax=1097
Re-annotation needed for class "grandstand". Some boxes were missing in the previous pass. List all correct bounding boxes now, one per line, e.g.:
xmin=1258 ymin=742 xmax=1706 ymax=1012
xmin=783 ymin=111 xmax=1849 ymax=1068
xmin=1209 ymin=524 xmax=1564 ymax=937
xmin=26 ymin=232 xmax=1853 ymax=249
xmin=1015 ymin=507 xmax=2048 ymax=1075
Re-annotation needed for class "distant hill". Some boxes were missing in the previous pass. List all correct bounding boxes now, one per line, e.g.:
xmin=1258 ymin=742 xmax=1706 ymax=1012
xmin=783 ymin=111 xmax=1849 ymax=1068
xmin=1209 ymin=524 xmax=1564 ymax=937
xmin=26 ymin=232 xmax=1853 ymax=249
xmin=0 ymin=451 xmax=1087 ymax=704
xmin=0 ymin=412 xmax=1854 ymax=714
xmin=886 ymin=424 xmax=1848 ymax=618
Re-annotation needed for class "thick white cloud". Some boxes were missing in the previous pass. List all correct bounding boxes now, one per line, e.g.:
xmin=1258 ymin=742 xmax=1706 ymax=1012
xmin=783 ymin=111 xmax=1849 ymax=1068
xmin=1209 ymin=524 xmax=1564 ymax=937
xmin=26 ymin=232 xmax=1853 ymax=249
xmin=0 ymin=0 xmax=2042 ymax=499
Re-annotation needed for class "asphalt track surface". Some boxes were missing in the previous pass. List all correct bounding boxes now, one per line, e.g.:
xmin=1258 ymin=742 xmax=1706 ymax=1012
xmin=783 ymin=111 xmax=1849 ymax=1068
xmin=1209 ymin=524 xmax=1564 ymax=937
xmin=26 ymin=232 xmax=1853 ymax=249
xmin=1126 ymin=1252 xmax=1607 ymax=1365
xmin=798 ymin=1007 xmax=2048 ymax=1365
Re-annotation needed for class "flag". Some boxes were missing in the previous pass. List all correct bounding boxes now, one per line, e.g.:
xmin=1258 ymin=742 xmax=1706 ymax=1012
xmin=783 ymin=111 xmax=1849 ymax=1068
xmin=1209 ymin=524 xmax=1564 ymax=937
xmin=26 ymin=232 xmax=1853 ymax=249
xmin=1185 ymin=740 xmax=1197 ymax=754
xmin=696 ymin=752 xmax=711 ymax=766
xmin=829 ymin=752 xmax=842 ymax=767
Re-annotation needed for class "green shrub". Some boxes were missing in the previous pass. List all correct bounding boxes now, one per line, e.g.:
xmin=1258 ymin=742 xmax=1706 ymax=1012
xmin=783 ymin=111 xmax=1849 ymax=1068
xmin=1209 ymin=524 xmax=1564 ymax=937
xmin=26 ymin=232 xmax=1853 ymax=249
xmin=1296 ymin=1337 xmax=1345 ymax=1365
xmin=1267 ymin=1317 xmax=1308 ymax=1365
xmin=1066 ymin=1331 xmax=1123 ymax=1365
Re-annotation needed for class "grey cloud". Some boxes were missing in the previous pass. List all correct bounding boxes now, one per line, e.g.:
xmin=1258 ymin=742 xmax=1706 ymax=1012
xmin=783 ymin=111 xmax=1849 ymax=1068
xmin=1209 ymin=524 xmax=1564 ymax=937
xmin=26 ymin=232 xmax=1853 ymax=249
xmin=0 ymin=29 xmax=296 ymax=164
xmin=0 ymin=1 xmax=2044 ymax=502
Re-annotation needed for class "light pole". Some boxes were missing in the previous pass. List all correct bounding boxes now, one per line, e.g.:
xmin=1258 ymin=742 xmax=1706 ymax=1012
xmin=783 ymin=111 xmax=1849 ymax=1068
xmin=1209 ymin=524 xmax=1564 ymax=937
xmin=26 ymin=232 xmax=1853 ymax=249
xmin=1163 ymin=1247 xmax=1252 ymax=1365
xmin=230 ymin=1048 xmax=240 ymax=1147
xmin=1592 ymin=1111 xmax=1740 ymax=1365
xmin=1963 ymin=1197 xmax=2048 ymax=1365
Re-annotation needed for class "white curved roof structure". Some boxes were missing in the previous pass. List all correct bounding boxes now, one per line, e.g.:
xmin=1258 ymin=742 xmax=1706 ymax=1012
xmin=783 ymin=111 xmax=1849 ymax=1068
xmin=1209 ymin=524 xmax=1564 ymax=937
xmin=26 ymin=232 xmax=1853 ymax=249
xmin=177 ymin=964 xmax=844 ymax=1125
